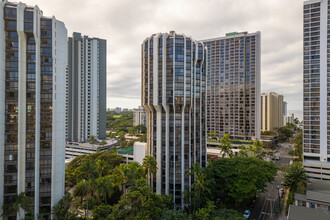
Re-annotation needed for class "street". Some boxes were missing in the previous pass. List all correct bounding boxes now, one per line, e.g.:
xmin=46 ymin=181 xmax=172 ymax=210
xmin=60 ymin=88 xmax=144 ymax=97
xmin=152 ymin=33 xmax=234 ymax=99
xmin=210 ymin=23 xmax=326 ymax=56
xmin=249 ymin=143 xmax=292 ymax=220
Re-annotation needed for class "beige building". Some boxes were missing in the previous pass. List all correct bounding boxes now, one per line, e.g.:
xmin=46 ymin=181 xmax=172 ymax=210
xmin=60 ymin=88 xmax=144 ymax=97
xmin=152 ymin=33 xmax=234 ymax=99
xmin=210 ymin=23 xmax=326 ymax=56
xmin=260 ymin=92 xmax=284 ymax=131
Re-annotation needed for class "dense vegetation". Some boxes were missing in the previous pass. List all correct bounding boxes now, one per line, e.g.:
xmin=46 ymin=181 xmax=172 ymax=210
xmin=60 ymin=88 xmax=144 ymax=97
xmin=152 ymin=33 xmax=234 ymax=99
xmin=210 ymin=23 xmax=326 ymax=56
xmin=46 ymin=150 xmax=278 ymax=219
xmin=106 ymin=111 xmax=133 ymax=132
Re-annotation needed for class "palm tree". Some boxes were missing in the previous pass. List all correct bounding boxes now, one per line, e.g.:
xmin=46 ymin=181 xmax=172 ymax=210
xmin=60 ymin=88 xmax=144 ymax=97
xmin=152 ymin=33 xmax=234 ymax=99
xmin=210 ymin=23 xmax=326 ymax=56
xmin=188 ymin=163 xmax=211 ymax=212
xmin=52 ymin=193 xmax=77 ymax=220
xmin=2 ymin=192 xmax=32 ymax=219
xmin=77 ymin=160 xmax=99 ymax=219
xmin=87 ymin=135 xmax=98 ymax=144
xmin=95 ymin=176 xmax=113 ymax=205
xmin=73 ymin=181 xmax=88 ymax=205
xmin=284 ymin=162 xmax=307 ymax=192
xmin=111 ymin=164 xmax=128 ymax=193
xmin=252 ymin=139 xmax=263 ymax=158
xmin=237 ymin=145 xmax=248 ymax=157
xmin=96 ymin=159 xmax=109 ymax=177
xmin=218 ymin=133 xmax=233 ymax=158
xmin=142 ymin=156 xmax=157 ymax=185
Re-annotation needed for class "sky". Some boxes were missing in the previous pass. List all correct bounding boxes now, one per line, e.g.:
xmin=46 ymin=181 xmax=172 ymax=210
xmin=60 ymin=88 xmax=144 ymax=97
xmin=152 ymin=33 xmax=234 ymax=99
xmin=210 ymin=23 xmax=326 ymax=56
xmin=25 ymin=0 xmax=304 ymax=113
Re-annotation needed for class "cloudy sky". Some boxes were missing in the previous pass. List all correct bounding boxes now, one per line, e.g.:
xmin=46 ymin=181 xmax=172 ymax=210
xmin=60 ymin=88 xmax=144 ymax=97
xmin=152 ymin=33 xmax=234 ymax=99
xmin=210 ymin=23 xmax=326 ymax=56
xmin=26 ymin=0 xmax=303 ymax=113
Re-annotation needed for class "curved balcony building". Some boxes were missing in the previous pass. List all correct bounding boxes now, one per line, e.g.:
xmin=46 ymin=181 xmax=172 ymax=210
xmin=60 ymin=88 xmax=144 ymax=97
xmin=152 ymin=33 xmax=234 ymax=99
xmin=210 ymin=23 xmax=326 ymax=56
xmin=141 ymin=31 xmax=207 ymax=208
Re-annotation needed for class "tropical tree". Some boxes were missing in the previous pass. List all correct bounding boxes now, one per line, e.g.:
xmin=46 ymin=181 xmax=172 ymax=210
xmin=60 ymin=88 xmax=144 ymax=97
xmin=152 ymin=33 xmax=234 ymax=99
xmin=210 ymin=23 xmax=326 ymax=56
xmin=207 ymin=157 xmax=278 ymax=208
xmin=283 ymin=162 xmax=307 ymax=193
xmin=52 ymin=193 xmax=77 ymax=220
xmin=218 ymin=133 xmax=233 ymax=158
xmin=142 ymin=156 xmax=157 ymax=184
xmin=188 ymin=163 xmax=212 ymax=212
xmin=237 ymin=145 xmax=248 ymax=157
xmin=99 ymin=140 xmax=107 ymax=146
xmin=252 ymin=139 xmax=263 ymax=158
xmin=77 ymin=160 xmax=99 ymax=218
xmin=95 ymin=176 xmax=114 ymax=205
xmin=96 ymin=159 xmax=109 ymax=177
xmin=73 ymin=181 xmax=88 ymax=204
xmin=87 ymin=135 xmax=98 ymax=144
xmin=1 ymin=192 xmax=32 ymax=219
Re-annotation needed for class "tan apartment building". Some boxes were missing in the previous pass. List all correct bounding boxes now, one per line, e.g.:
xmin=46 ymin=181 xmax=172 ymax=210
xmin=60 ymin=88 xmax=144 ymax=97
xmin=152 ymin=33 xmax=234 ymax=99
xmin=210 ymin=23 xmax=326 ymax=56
xmin=260 ymin=92 xmax=284 ymax=132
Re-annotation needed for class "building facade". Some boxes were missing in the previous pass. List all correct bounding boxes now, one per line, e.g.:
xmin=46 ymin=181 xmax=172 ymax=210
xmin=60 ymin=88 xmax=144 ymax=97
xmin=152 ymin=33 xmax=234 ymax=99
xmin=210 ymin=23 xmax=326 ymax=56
xmin=303 ymin=0 xmax=330 ymax=179
xmin=142 ymin=31 xmax=207 ymax=208
xmin=285 ymin=113 xmax=295 ymax=125
xmin=66 ymin=32 xmax=106 ymax=143
xmin=260 ymin=92 xmax=284 ymax=132
xmin=0 ymin=1 xmax=67 ymax=218
xmin=133 ymin=106 xmax=146 ymax=126
xmin=202 ymin=31 xmax=261 ymax=140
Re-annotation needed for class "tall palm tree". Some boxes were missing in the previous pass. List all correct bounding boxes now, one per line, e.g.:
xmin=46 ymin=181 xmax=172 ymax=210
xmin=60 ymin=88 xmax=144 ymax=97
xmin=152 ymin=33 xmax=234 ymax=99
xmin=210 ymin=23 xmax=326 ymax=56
xmin=95 ymin=176 xmax=113 ymax=205
xmin=111 ymin=164 xmax=128 ymax=193
xmin=218 ymin=133 xmax=233 ymax=158
xmin=2 ymin=192 xmax=32 ymax=219
xmin=77 ymin=160 xmax=99 ymax=219
xmin=237 ymin=145 xmax=248 ymax=157
xmin=252 ymin=139 xmax=263 ymax=158
xmin=142 ymin=156 xmax=157 ymax=184
xmin=73 ymin=181 xmax=88 ymax=204
xmin=188 ymin=163 xmax=211 ymax=212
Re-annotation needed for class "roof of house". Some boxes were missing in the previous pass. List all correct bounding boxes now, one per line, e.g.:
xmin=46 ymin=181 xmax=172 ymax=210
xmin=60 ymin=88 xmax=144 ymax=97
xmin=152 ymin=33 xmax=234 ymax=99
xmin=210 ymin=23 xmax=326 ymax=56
xmin=288 ymin=205 xmax=330 ymax=220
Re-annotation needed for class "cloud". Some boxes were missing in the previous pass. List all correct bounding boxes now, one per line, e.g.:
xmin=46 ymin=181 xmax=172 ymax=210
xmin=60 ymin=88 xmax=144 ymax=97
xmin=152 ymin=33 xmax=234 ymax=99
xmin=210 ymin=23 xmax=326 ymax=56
xmin=25 ymin=0 xmax=303 ymax=110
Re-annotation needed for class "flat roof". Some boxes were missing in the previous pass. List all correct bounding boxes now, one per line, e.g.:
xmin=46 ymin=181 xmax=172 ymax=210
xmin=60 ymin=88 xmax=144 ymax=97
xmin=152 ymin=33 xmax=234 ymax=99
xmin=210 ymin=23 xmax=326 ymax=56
xmin=288 ymin=205 xmax=330 ymax=220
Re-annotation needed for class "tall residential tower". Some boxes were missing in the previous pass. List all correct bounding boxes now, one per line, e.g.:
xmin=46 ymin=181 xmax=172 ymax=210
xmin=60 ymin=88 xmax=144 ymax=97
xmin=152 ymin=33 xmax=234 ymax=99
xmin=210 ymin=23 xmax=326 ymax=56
xmin=66 ymin=32 xmax=106 ymax=143
xmin=303 ymin=0 xmax=330 ymax=179
xmin=142 ymin=31 xmax=207 ymax=208
xmin=0 ymin=1 xmax=67 ymax=218
xmin=202 ymin=31 xmax=261 ymax=140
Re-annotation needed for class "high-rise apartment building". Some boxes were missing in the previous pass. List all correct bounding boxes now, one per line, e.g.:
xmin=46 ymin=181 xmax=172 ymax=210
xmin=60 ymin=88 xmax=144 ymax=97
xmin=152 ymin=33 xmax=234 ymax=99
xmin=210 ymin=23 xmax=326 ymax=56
xmin=66 ymin=32 xmax=106 ymax=143
xmin=260 ymin=92 xmax=284 ymax=132
xmin=142 ymin=31 xmax=207 ymax=208
xmin=0 ymin=1 xmax=67 ymax=218
xmin=202 ymin=31 xmax=261 ymax=140
xmin=303 ymin=0 xmax=330 ymax=179
xmin=283 ymin=101 xmax=288 ymax=125
xmin=133 ymin=106 xmax=146 ymax=126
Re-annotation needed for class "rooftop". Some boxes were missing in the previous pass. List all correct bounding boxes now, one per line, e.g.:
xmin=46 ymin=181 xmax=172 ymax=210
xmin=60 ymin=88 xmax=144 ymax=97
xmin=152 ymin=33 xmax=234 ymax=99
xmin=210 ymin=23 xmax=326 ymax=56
xmin=288 ymin=205 xmax=330 ymax=220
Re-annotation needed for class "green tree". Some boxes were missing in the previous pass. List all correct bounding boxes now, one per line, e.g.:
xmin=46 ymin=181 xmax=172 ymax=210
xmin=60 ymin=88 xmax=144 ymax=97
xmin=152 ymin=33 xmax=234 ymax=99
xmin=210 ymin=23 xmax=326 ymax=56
xmin=237 ymin=145 xmax=248 ymax=157
xmin=77 ymin=160 xmax=99 ymax=218
xmin=96 ymin=159 xmax=109 ymax=177
xmin=1 ymin=192 xmax=32 ymax=219
xmin=142 ymin=156 xmax=157 ymax=184
xmin=109 ymin=179 xmax=166 ymax=219
xmin=252 ymin=139 xmax=263 ymax=158
xmin=92 ymin=204 xmax=112 ymax=220
xmin=99 ymin=140 xmax=107 ymax=146
xmin=52 ymin=193 xmax=77 ymax=220
xmin=188 ymin=163 xmax=212 ymax=212
xmin=95 ymin=176 xmax=114 ymax=205
xmin=207 ymin=157 xmax=278 ymax=208
xmin=283 ymin=162 xmax=307 ymax=193
xmin=73 ymin=180 xmax=88 ymax=205
xmin=87 ymin=135 xmax=98 ymax=144
xmin=218 ymin=133 xmax=233 ymax=158
xmin=159 ymin=209 xmax=189 ymax=220
xmin=291 ymin=131 xmax=303 ymax=161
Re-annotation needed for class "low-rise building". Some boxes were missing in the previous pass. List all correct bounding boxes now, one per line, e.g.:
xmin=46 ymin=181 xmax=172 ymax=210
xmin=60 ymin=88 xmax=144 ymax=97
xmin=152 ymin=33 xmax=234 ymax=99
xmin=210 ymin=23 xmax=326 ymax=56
xmin=287 ymin=205 xmax=330 ymax=220
xmin=117 ymin=142 xmax=147 ymax=164
xmin=294 ymin=180 xmax=330 ymax=211
xmin=65 ymin=139 xmax=118 ymax=163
